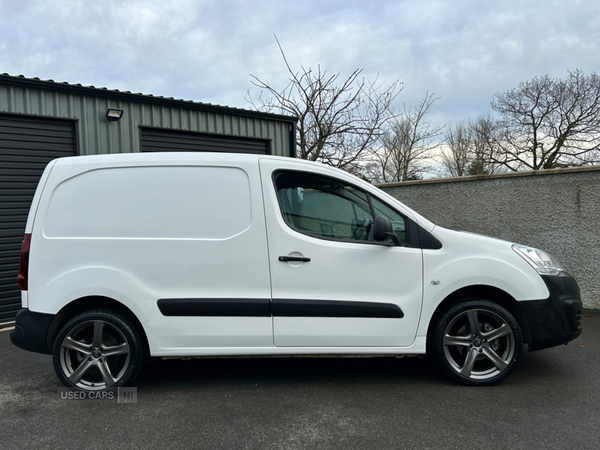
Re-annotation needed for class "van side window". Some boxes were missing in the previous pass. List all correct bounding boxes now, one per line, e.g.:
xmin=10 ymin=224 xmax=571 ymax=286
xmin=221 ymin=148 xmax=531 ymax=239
xmin=273 ymin=171 xmax=407 ymax=245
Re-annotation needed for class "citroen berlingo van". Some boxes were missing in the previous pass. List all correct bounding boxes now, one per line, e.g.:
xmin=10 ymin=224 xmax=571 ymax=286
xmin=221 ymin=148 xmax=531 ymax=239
xmin=11 ymin=152 xmax=582 ymax=390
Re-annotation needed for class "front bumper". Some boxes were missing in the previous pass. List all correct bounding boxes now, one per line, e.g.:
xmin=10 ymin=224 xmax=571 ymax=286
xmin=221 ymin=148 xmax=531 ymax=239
xmin=521 ymin=273 xmax=583 ymax=351
xmin=10 ymin=308 xmax=55 ymax=354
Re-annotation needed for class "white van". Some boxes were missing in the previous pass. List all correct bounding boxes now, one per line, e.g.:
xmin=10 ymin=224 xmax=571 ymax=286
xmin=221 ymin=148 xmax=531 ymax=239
xmin=11 ymin=153 xmax=582 ymax=389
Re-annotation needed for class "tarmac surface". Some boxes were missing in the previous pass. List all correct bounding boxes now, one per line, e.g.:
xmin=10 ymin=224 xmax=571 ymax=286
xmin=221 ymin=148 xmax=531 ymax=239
xmin=1 ymin=312 xmax=599 ymax=450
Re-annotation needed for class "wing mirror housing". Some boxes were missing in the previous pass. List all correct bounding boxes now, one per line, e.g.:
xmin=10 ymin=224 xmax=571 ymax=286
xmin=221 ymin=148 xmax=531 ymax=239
xmin=372 ymin=215 xmax=400 ymax=246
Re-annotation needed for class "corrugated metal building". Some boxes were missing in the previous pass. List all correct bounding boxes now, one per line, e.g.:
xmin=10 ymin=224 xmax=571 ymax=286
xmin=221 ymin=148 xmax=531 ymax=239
xmin=0 ymin=73 xmax=297 ymax=324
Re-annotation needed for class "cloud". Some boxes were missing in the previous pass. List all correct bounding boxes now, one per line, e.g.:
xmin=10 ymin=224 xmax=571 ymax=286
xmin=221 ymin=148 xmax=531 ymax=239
xmin=1 ymin=0 xmax=599 ymax=126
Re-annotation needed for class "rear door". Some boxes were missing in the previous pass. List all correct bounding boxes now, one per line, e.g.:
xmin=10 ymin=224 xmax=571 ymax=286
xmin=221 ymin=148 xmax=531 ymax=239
xmin=259 ymin=159 xmax=423 ymax=347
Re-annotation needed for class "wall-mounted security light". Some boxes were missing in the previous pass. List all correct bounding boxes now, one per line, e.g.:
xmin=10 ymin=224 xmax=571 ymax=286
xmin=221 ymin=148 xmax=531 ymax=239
xmin=106 ymin=108 xmax=124 ymax=122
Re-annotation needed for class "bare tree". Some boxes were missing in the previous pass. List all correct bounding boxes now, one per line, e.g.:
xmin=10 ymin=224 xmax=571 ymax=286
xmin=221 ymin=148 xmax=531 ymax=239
xmin=367 ymin=92 xmax=444 ymax=183
xmin=491 ymin=69 xmax=600 ymax=170
xmin=440 ymin=115 xmax=505 ymax=177
xmin=440 ymin=122 xmax=472 ymax=177
xmin=468 ymin=115 xmax=505 ymax=175
xmin=247 ymin=37 xmax=402 ymax=174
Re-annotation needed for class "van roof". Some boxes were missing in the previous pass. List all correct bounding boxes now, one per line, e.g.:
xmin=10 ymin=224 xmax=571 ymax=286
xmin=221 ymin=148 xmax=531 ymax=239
xmin=51 ymin=152 xmax=347 ymax=174
xmin=53 ymin=152 xmax=282 ymax=166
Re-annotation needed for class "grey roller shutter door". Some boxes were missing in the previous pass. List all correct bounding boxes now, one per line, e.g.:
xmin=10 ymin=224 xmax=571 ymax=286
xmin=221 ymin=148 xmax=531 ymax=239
xmin=0 ymin=114 xmax=76 ymax=323
xmin=140 ymin=128 xmax=270 ymax=155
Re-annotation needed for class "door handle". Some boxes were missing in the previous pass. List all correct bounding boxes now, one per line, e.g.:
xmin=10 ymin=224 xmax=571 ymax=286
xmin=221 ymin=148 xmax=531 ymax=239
xmin=279 ymin=256 xmax=311 ymax=262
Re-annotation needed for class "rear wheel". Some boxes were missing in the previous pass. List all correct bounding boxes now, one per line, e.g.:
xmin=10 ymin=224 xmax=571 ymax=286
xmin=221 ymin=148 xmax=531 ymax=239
xmin=432 ymin=299 xmax=523 ymax=386
xmin=52 ymin=310 xmax=144 ymax=391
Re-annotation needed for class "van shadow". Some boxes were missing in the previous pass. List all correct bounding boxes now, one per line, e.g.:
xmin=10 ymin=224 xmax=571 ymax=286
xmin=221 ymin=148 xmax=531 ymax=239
xmin=136 ymin=355 xmax=443 ymax=390
xmin=135 ymin=348 xmax=573 ymax=392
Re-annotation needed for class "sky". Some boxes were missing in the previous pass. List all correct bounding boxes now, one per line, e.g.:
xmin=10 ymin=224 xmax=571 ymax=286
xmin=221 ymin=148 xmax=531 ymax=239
xmin=1 ymin=0 xmax=599 ymax=128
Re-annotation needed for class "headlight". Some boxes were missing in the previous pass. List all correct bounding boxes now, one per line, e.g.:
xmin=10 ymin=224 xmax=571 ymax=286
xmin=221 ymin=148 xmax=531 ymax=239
xmin=512 ymin=244 xmax=565 ymax=276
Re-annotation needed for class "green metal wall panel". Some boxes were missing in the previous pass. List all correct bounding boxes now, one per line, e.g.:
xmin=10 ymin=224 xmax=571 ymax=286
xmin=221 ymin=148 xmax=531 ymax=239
xmin=0 ymin=82 xmax=293 ymax=157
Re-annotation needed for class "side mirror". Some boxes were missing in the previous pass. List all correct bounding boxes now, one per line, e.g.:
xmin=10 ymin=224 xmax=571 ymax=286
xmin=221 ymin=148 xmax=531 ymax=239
xmin=372 ymin=215 xmax=400 ymax=246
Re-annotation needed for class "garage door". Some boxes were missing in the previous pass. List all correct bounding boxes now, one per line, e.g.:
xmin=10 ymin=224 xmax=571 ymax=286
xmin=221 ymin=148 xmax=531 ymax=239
xmin=0 ymin=114 xmax=76 ymax=323
xmin=141 ymin=128 xmax=270 ymax=155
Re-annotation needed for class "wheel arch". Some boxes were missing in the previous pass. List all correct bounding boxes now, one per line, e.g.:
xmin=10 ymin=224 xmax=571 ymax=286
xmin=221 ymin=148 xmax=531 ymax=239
xmin=426 ymin=285 xmax=532 ymax=349
xmin=47 ymin=296 xmax=151 ymax=357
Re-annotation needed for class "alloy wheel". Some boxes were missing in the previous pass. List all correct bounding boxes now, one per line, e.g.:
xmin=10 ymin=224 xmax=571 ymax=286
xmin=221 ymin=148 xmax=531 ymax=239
xmin=59 ymin=319 xmax=131 ymax=390
xmin=442 ymin=308 xmax=516 ymax=380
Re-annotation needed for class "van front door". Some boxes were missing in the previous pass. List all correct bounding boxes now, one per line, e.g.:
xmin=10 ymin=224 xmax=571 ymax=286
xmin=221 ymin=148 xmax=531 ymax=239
xmin=259 ymin=160 xmax=423 ymax=347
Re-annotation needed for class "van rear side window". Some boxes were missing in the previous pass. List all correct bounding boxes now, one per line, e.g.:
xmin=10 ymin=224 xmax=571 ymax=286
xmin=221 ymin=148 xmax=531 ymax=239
xmin=44 ymin=166 xmax=252 ymax=239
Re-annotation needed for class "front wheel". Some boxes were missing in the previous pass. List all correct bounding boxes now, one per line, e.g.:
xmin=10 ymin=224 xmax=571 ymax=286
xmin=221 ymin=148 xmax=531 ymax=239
xmin=432 ymin=300 xmax=523 ymax=386
xmin=52 ymin=310 xmax=145 ymax=391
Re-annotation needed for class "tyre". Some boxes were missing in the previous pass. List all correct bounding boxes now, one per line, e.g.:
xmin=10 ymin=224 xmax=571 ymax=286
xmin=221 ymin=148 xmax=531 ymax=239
xmin=52 ymin=309 xmax=145 ymax=391
xmin=431 ymin=299 xmax=523 ymax=386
